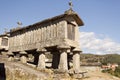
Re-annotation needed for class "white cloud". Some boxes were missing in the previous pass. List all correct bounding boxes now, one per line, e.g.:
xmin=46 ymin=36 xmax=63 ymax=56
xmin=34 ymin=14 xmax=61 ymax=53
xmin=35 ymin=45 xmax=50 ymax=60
xmin=80 ymin=32 xmax=120 ymax=55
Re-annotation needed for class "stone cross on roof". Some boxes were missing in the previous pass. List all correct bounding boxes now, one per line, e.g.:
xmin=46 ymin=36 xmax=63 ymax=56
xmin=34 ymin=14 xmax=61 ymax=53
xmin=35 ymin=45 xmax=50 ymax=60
xmin=17 ymin=21 xmax=22 ymax=28
xmin=17 ymin=21 xmax=22 ymax=26
xmin=69 ymin=0 xmax=73 ymax=10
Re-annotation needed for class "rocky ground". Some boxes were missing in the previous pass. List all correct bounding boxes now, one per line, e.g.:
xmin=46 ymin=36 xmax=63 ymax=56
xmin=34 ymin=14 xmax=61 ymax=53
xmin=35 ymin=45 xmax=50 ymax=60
xmin=0 ymin=55 xmax=120 ymax=80
xmin=0 ymin=55 xmax=53 ymax=80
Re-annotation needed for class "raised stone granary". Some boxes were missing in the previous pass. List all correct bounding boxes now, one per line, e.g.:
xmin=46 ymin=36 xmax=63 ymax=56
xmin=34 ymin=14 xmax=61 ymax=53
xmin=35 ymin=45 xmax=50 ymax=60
xmin=8 ymin=9 xmax=84 ymax=73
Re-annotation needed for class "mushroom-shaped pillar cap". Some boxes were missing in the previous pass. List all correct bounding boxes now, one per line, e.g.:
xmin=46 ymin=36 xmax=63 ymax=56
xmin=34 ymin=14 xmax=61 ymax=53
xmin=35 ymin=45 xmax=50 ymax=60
xmin=36 ymin=48 xmax=47 ymax=52
xmin=73 ymin=47 xmax=82 ymax=53
xmin=57 ymin=43 xmax=70 ymax=49
xmin=20 ymin=51 xmax=27 ymax=55
xmin=7 ymin=52 xmax=14 ymax=56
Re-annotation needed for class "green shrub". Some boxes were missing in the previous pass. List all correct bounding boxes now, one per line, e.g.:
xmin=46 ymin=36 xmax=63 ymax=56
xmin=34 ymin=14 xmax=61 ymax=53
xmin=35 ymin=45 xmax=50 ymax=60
xmin=102 ymin=66 xmax=120 ymax=78
xmin=114 ymin=66 xmax=120 ymax=77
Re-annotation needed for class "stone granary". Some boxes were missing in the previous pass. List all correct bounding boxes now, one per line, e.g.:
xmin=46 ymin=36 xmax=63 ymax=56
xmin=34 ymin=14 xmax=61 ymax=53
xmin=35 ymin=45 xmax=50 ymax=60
xmin=0 ymin=33 xmax=9 ymax=54
xmin=8 ymin=9 xmax=84 ymax=73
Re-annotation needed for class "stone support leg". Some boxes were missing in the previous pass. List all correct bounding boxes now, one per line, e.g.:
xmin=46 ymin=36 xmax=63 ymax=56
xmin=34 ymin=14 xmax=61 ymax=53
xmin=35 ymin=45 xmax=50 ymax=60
xmin=37 ymin=48 xmax=46 ymax=69
xmin=20 ymin=51 xmax=28 ymax=63
xmin=73 ymin=48 xmax=82 ymax=73
xmin=59 ymin=50 xmax=68 ymax=71
xmin=58 ymin=47 xmax=70 ymax=72
xmin=38 ymin=53 xmax=46 ymax=69
xmin=57 ymin=45 xmax=70 ymax=72
xmin=8 ymin=52 xmax=14 ymax=61
xmin=8 ymin=55 xmax=14 ymax=61
xmin=21 ymin=55 xmax=27 ymax=63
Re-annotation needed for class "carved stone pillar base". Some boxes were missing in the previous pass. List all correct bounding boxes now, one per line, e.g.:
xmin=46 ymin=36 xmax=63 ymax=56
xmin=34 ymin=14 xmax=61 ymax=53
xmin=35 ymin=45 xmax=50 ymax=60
xmin=20 ymin=51 xmax=28 ymax=63
xmin=73 ymin=48 xmax=82 ymax=73
xmin=57 ymin=45 xmax=70 ymax=72
xmin=59 ymin=50 xmax=68 ymax=72
xmin=37 ymin=48 xmax=46 ymax=69
xmin=8 ymin=55 xmax=14 ymax=61
xmin=8 ymin=52 xmax=14 ymax=61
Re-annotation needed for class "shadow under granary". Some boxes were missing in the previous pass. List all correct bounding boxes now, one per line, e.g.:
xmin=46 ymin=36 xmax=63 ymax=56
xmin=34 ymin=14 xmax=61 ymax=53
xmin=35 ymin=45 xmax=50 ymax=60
xmin=0 ymin=63 xmax=6 ymax=80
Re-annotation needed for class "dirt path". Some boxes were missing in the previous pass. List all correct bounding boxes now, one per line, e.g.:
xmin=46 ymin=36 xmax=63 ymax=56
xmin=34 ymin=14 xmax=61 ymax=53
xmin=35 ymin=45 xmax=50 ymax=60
xmin=83 ymin=69 xmax=120 ymax=80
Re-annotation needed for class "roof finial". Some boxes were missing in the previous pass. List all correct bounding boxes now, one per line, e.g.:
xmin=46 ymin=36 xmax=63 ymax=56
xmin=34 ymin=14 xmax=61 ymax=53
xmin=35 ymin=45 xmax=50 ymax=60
xmin=17 ymin=21 xmax=22 ymax=26
xmin=17 ymin=21 xmax=22 ymax=27
xmin=64 ymin=0 xmax=76 ymax=14
xmin=69 ymin=0 xmax=73 ymax=10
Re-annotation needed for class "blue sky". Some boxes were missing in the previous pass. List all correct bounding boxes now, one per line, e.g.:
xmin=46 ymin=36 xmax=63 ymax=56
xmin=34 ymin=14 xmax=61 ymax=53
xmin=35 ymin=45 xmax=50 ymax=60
xmin=0 ymin=0 xmax=120 ymax=54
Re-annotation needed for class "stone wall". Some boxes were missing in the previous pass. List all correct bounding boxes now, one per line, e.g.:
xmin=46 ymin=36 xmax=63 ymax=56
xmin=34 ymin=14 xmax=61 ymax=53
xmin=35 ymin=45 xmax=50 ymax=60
xmin=9 ymin=20 xmax=68 ymax=52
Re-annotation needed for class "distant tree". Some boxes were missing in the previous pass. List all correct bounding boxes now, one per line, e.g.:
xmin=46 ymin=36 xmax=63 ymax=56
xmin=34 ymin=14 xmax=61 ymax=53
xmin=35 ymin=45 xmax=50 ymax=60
xmin=101 ymin=54 xmax=120 ymax=65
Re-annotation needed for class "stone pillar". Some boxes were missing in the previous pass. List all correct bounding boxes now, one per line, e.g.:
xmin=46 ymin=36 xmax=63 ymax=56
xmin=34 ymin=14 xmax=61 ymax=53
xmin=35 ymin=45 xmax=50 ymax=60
xmin=8 ymin=52 xmax=14 ymax=61
xmin=57 ymin=45 xmax=70 ymax=72
xmin=73 ymin=48 xmax=82 ymax=73
xmin=20 ymin=51 xmax=28 ymax=63
xmin=37 ymin=48 xmax=46 ymax=69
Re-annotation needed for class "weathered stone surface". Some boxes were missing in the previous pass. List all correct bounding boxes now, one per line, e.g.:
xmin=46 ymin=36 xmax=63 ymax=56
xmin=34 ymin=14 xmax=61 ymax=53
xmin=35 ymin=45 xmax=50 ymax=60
xmin=5 ymin=63 xmax=52 ymax=80
xmin=37 ymin=53 xmax=46 ymax=69
xmin=20 ymin=51 xmax=28 ymax=63
xmin=20 ymin=55 xmax=27 ymax=63
xmin=36 ymin=48 xmax=46 ymax=69
xmin=73 ymin=48 xmax=82 ymax=73
xmin=8 ymin=56 xmax=14 ymax=61
xmin=73 ymin=52 xmax=80 ymax=73
xmin=58 ymin=48 xmax=70 ymax=72
xmin=73 ymin=73 xmax=83 ymax=79
xmin=7 ymin=52 xmax=14 ymax=61
xmin=9 ymin=12 xmax=83 ymax=52
xmin=0 ymin=33 xmax=9 ymax=52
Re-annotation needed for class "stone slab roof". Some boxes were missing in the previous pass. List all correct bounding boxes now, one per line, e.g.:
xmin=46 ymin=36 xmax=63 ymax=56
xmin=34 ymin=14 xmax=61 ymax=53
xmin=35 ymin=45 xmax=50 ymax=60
xmin=10 ymin=10 xmax=84 ymax=33
xmin=0 ymin=33 xmax=9 ymax=37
